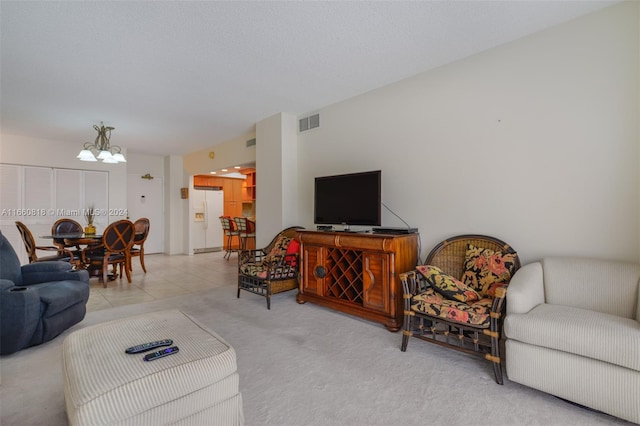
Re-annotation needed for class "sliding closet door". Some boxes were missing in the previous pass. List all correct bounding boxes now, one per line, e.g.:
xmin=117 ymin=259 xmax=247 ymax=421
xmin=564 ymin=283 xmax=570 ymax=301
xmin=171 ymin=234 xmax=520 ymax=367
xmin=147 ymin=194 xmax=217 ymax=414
xmin=54 ymin=169 xmax=83 ymax=222
xmin=0 ymin=165 xmax=25 ymax=262
xmin=84 ymin=171 xmax=109 ymax=232
xmin=0 ymin=164 xmax=108 ymax=265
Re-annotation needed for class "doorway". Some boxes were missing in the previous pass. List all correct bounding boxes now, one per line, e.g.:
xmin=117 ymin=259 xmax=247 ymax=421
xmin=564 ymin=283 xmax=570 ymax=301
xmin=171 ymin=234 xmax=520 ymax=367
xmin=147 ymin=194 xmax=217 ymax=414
xmin=127 ymin=174 xmax=164 ymax=254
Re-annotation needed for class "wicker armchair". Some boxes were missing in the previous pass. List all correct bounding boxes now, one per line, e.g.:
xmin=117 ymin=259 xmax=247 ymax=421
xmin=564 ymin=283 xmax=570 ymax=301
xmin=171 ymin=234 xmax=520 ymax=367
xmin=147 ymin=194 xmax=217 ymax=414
xmin=237 ymin=226 xmax=304 ymax=309
xmin=400 ymin=234 xmax=520 ymax=384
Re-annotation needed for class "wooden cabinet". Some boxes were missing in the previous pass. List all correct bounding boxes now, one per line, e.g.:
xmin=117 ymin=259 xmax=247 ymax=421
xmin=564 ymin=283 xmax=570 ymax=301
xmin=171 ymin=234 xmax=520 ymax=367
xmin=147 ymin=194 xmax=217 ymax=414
xmin=224 ymin=178 xmax=243 ymax=219
xmin=241 ymin=170 xmax=256 ymax=219
xmin=296 ymin=231 xmax=418 ymax=331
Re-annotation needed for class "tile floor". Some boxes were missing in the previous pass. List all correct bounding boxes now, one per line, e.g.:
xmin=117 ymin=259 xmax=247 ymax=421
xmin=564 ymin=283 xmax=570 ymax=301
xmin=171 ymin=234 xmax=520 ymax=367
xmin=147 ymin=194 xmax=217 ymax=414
xmin=86 ymin=250 xmax=238 ymax=312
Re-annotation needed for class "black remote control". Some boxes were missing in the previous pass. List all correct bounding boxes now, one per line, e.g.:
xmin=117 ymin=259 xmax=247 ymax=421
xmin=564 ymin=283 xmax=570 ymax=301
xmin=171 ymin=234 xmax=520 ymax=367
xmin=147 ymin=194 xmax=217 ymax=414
xmin=125 ymin=339 xmax=173 ymax=354
xmin=143 ymin=346 xmax=179 ymax=361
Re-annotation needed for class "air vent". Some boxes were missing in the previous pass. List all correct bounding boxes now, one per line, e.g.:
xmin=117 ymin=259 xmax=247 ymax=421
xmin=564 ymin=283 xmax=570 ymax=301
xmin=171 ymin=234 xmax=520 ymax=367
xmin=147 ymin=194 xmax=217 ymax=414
xmin=309 ymin=114 xmax=319 ymax=129
xmin=299 ymin=113 xmax=320 ymax=132
xmin=246 ymin=138 xmax=256 ymax=147
xmin=299 ymin=117 xmax=309 ymax=132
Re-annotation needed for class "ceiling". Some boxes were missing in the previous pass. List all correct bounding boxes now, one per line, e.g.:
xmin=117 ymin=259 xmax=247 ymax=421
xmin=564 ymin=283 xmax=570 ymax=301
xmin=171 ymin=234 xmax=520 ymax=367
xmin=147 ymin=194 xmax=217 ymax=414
xmin=1 ymin=1 xmax=618 ymax=157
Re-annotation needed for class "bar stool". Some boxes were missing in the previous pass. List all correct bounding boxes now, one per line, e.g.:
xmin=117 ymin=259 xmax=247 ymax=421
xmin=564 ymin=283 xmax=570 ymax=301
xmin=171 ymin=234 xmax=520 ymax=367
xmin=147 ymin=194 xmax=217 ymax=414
xmin=219 ymin=216 xmax=240 ymax=260
xmin=233 ymin=217 xmax=256 ymax=251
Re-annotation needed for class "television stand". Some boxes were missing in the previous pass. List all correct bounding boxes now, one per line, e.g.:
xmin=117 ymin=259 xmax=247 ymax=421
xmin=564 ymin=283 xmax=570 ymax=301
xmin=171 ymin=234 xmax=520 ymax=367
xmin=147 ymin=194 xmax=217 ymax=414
xmin=296 ymin=230 xmax=419 ymax=331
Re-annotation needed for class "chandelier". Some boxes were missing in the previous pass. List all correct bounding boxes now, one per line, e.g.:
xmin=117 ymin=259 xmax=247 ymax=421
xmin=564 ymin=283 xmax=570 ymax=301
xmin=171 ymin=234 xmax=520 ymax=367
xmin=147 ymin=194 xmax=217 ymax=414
xmin=77 ymin=122 xmax=126 ymax=163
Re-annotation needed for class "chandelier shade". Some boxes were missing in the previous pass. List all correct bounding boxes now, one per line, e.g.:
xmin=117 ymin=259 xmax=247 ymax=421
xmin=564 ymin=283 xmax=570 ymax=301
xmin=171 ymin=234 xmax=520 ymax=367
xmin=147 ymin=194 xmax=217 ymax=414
xmin=77 ymin=122 xmax=126 ymax=163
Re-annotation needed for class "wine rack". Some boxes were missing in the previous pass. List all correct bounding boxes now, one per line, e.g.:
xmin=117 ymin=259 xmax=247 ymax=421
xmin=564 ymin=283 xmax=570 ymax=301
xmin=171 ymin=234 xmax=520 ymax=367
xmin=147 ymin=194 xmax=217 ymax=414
xmin=297 ymin=230 xmax=418 ymax=331
xmin=325 ymin=248 xmax=364 ymax=303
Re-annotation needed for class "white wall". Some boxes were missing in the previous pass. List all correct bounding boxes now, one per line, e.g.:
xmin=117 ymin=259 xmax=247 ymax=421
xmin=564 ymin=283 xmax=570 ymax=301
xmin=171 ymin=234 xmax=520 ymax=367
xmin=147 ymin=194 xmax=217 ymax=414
xmin=255 ymin=113 xmax=298 ymax=246
xmin=296 ymin=2 xmax=640 ymax=265
xmin=0 ymin=134 xmax=128 ymax=219
xmin=183 ymin=131 xmax=256 ymax=175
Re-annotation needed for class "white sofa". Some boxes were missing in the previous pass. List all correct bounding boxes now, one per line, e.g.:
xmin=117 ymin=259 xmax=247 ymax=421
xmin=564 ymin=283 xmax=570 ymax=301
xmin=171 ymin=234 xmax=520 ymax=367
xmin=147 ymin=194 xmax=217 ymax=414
xmin=503 ymin=257 xmax=640 ymax=424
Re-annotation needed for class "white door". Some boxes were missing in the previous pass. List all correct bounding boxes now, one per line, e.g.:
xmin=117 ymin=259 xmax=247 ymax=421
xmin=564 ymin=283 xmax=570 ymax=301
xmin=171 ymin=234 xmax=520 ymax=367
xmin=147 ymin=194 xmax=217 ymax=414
xmin=127 ymin=175 xmax=163 ymax=254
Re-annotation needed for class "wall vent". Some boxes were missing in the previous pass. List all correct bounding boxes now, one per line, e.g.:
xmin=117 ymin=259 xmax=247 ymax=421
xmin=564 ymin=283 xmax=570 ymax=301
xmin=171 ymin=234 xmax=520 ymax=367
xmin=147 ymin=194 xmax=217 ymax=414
xmin=299 ymin=113 xmax=320 ymax=132
xmin=246 ymin=138 xmax=256 ymax=147
xmin=299 ymin=117 xmax=309 ymax=132
xmin=309 ymin=113 xmax=320 ymax=129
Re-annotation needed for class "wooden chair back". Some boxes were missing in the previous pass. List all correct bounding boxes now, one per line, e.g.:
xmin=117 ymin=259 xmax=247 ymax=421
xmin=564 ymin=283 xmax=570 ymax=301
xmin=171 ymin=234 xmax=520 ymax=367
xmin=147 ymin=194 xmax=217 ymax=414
xmin=15 ymin=221 xmax=71 ymax=264
xmin=51 ymin=218 xmax=83 ymax=251
xmin=51 ymin=218 xmax=83 ymax=235
xmin=103 ymin=220 xmax=135 ymax=254
xmin=133 ymin=218 xmax=150 ymax=245
xmin=15 ymin=221 xmax=38 ymax=262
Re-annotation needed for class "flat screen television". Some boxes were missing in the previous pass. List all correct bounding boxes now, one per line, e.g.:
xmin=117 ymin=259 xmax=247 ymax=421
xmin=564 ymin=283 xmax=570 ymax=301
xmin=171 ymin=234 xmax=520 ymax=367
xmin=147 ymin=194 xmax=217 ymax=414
xmin=314 ymin=170 xmax=381 ymax=228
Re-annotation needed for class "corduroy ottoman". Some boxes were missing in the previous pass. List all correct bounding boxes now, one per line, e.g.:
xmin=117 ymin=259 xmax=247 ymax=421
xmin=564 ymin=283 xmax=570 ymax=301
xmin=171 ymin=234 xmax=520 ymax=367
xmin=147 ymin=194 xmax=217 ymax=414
xmin=62 ymin=309 xmax=243 ymax=425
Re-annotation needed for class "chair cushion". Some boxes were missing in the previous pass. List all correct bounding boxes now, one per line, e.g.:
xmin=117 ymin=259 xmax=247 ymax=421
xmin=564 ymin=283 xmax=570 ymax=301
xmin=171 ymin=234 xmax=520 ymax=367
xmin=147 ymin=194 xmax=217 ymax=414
xmin=264 ymin=235 xmax=292 ymax=263
xmin=239 ymin=262 xmax=268 ymax=279
xmin=416 ymin=265 xmax=480 ymax=303
xmin=285 ymin=239 xmax=300 ymax=267
xmin=411 ymin=288 xmax=493 ymax=327
xmin=461 ymin=244 xmax=517 ymax=296
xmin=239 ymin=261 xmax=297 ymax=280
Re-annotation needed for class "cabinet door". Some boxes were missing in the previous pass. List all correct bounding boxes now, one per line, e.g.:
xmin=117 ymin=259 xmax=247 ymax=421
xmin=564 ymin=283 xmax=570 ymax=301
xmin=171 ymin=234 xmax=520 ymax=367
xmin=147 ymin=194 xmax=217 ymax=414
xmin=301 ymin=244 xmax=324 ymax=296
xmin=362 ymin=252 xmax=390 ymax=314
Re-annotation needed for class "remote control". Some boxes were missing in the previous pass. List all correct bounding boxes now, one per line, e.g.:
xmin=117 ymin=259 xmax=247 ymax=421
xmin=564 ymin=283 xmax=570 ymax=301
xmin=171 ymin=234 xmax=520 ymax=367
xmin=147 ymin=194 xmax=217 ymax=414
xmin=143 ymin=346 xmax=179 ymax=361
xmin=125 ymin=339 xmax=173 ymax=354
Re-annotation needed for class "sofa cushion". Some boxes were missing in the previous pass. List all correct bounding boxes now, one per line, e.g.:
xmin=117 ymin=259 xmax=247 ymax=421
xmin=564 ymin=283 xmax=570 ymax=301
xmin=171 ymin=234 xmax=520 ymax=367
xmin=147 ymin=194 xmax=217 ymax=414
xmin=504 ymin=303 xmax=640 ymax=372
xmin=461 ymin=244 xmax=517 ymax=296
xmin=411 ymin=288 xmax=493 ymax=327
xmin=36 ymin=281 xmax=90 ymax=318
xmin=416 ymin=265 xmax=480 ymax=303
xmin=541 ymin=257 xmax=640 ymax=319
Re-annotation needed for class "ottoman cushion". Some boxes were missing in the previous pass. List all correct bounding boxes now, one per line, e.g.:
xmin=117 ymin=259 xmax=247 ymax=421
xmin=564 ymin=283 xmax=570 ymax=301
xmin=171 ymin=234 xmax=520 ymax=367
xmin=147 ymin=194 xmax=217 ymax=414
xmin=62 ymin=309 xmax=243 ymax=425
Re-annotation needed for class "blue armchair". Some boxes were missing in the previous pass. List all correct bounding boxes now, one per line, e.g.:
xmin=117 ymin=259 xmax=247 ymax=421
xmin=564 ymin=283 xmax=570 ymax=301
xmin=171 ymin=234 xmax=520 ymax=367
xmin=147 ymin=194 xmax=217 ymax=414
xmin=0 ymin=230 xmax=90 ymax=355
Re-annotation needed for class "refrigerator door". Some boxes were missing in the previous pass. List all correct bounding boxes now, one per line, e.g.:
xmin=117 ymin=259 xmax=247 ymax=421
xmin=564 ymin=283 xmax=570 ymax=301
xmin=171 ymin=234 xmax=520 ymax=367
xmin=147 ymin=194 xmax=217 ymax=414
xmin=205 ymin=190 xmax=224 ymax=248
xmin=192 ymin=188 xmax=224 ymax=253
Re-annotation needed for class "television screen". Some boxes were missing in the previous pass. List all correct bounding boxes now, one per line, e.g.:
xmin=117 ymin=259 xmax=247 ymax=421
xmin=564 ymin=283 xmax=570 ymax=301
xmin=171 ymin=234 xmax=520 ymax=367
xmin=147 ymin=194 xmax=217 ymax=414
xmin=314 ymin=170 xmax=381 ymax=227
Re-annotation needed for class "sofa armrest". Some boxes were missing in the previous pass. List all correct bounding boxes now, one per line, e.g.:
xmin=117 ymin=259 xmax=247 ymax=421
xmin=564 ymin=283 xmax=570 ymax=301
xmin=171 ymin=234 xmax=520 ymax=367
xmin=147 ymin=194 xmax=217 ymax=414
xmin=0 ymin=279 xmax=41 ymax=355
xmin=1 ymin=279 xmax=16 ymax=291
xmin=506 ymin=262 xmax=545 ymax=315
xmin=21 ymin=262 xmax=89 ymax=285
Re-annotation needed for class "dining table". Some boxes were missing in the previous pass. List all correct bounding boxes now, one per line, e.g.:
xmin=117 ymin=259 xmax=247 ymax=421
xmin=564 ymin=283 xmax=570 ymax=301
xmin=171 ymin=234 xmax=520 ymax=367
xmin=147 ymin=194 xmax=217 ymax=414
xmin=42 ymin=231 xmax=142 ymax=280
xmin=41 ymin=232 xmax=105 ymax=276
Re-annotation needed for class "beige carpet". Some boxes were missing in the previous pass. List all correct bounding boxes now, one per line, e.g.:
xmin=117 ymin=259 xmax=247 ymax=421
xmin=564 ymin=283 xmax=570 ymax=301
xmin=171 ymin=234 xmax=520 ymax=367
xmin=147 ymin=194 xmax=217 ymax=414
xmin=0 ymin=283 xmax=632 ymax=426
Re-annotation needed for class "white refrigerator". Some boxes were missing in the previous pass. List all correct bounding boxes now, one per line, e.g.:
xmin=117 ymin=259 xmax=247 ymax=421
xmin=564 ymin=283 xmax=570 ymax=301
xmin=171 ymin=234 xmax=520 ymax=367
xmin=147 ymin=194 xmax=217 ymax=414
xmin=191 ymin=188 xmax=224 ymax=253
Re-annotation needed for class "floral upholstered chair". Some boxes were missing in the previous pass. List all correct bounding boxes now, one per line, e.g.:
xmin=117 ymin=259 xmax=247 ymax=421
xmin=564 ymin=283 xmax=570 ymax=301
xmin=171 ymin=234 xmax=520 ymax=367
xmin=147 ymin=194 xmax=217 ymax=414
xmin=237 ymin=226 xmax=304 ymax=309
xmin=400 ymin=234 xmax=520 ymax=384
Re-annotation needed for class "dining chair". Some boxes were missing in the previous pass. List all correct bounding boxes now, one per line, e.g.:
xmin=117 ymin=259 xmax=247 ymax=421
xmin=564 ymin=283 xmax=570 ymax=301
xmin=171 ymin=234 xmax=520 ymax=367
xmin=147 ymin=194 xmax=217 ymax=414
xmin=219 ymin=216 xmax=240 ymax=261
xmin=82 ymin=220 xmax=135 ymax=287
xmin=130 ymin=218 xmax=150 ymax=273
xmin=15 ymin=221 xmax=76 ymax=264
xmin=234 ymin=217 xmax=256 ymax=251
xmin=51 ymin=218 xmax=83 ymax=255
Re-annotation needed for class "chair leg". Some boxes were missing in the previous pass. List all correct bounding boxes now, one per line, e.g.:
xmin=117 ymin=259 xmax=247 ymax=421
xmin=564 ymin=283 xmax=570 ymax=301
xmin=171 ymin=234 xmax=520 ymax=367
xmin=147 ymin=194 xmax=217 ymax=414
xmin=266 ymin=295 xmax=271 ymax=310
xmin=491 ymin=358 xmax=504 ymax=385
xmin=102 ymin=264 xmax=108 ymax=288
xmin=401 ymin=310 xmax=413 ymax=351
xmin=139 ymin=249 xmax=146 ymax=273
xmin=224 ymin=234 xmax=232 ymax=260
xmin=124 ymin=261 xmax=132 ymax=283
